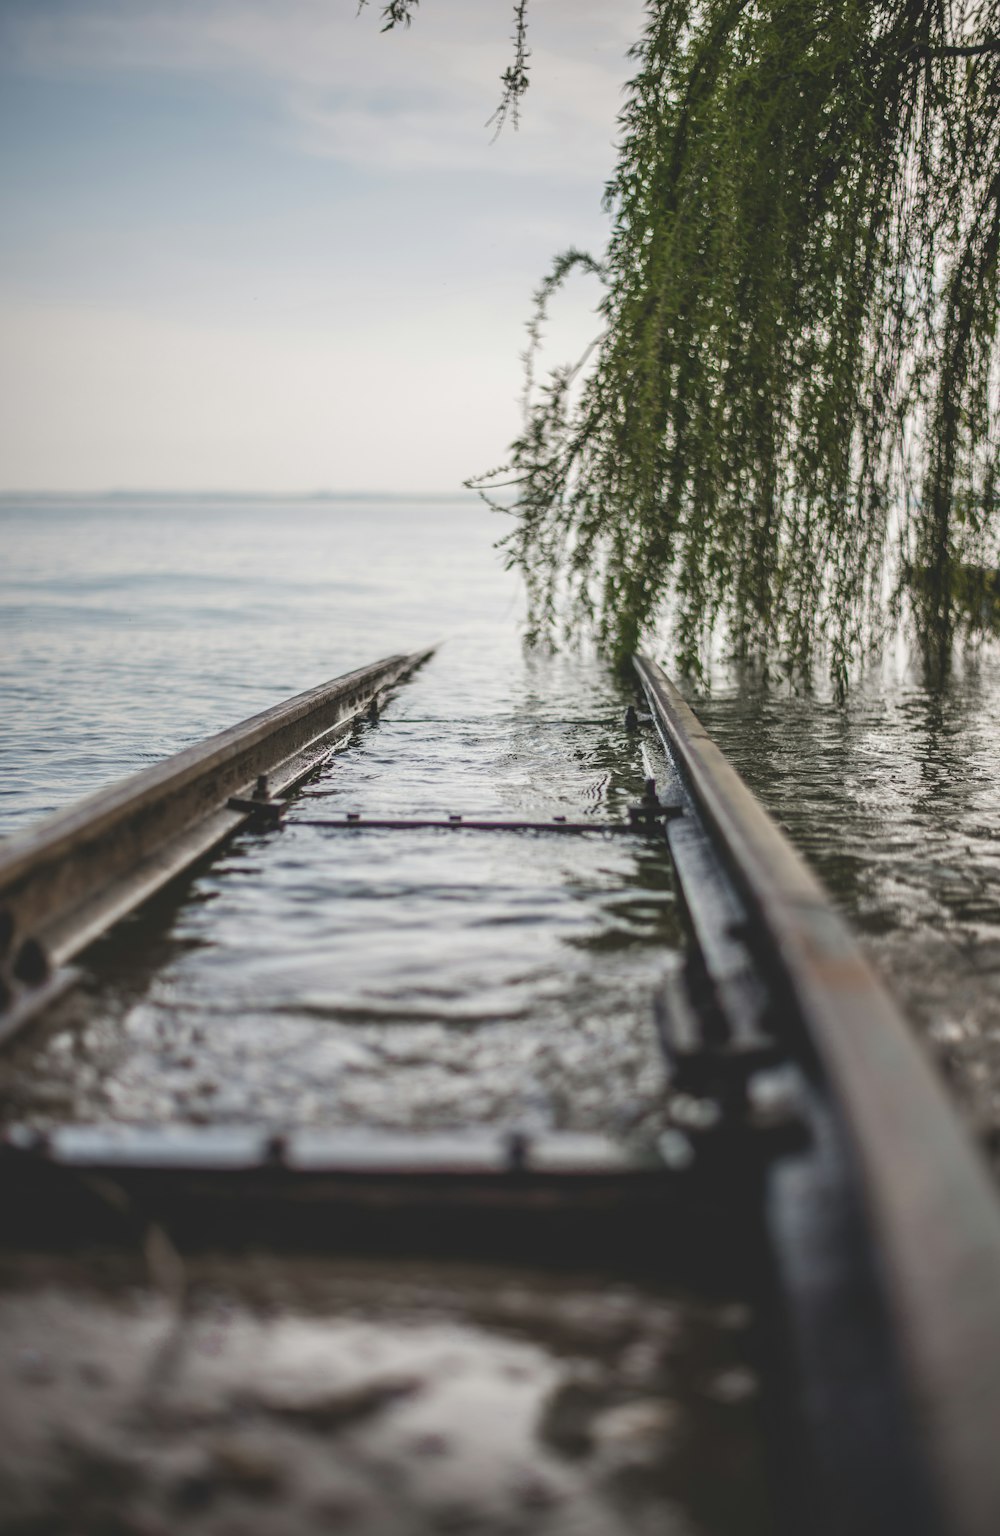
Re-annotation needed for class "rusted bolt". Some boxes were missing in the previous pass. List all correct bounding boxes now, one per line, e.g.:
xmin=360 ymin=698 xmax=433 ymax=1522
xmin=13 ymin=938 xmax=50 ymax=988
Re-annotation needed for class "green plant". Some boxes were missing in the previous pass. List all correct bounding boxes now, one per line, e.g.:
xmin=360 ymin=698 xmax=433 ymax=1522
xmin=373 ymin=1 xmax=1000 ymax=684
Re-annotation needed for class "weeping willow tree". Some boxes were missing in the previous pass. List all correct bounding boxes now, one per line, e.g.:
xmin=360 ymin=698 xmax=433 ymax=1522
xmin=370 ymin=1 xmax=1000 ymax=684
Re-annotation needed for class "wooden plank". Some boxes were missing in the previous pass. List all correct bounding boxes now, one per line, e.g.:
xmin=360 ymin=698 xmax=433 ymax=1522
xmin=635 ymin=653 xmax=1000 ymax=1536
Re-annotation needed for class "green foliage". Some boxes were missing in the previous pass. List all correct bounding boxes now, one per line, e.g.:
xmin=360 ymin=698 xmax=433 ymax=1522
xmin=487 ymin=1 xmax=531 ymax=137
xmin=371 ymin=0 xmax=1000 ymax=681
xmin=357 ymin=0 xmax=421 ymax=31
xmin=362 ymin=0 xmax=531 ymax=128
xmin=475 ymin=0 xmax=1000 ymax=682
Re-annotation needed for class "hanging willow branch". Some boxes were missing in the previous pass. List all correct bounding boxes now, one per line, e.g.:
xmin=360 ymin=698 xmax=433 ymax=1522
xmin=482 ymin=1 xmax=1000 ymax=681
xmin=486 ymin=0 xmax=531 ymax=138
xmin=357 ymin=0 xmax=421 ymax=30
xmin=361 ymin=0 xmax=532 ymax=130
xmin=372 ymin=0 xmax=1000 ymax=682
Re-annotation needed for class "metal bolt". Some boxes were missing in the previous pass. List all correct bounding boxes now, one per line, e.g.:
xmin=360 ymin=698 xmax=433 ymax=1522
xmin=253 ymin=775 xmax=270 ymax=802
xmin=628 ymin=779 xmax=665 ymax=829
xmin=624 ymin=705 xmax=640 ymax=731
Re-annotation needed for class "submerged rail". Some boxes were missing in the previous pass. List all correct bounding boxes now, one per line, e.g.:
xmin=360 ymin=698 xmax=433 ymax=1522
xmin=0 ymin=648 xmax=432 ymax=1041
xmin=634 ymin=654 xmax=1000 ymax=1536
xmin=2 ymin=647 xmax=1000 ymax=1533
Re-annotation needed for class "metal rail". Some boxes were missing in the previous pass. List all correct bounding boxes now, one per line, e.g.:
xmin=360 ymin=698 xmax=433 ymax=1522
xmin=635 ymin=653 xmax=1000 ymax=1536
xmin=0 ymin=648 xmax=432 ymax=1041
xmin=0 ymin=1123 xmax=736 ymax=1270
xmin=2 ymin=648 xmax=999 ymax=1532
xmin=293 ymin=815 xmax=657 ymax=833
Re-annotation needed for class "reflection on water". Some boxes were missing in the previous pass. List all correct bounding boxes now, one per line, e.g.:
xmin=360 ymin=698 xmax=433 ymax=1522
xmin=0 ymin=1254 xmax=769 ymax=1536
xmin=0 ymin=495 xmax=523 ymax=829
xmin=690 ymin=651 xmax=1000 ymax=1148
xmin=9 ymin=496 xmax=1000 ymax=1532
xmin=3 ymin=497 xmax=1000 ymax=1148
xmin=0 ymin=496 xmax=769 ymax=1529
xmin=1 ymin=499 xmax=682 ymax=1133
xmin=4 ymin=673 xmax=682 ymax=1133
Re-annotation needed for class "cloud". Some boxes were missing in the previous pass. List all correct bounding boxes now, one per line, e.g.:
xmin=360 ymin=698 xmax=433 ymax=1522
xmin=3 ymin=0 xmax=642 ymax=177
xmin=0 ymin=1 xmax=640 ymax=490
xmin=0 ymin=287 xmax=542 ymax=491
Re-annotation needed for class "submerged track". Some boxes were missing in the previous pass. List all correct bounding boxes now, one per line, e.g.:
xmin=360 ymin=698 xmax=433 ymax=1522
xmin=2 ymin=648 xmax=999 ymax=1535
xmin=633 ymin=655 xmax=1000 ymax=1536
xmin=0 ymin=649 xmax=432 ymax=1040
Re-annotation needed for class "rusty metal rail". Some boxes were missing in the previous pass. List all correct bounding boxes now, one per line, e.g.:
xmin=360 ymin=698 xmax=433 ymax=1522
xmin=635 ymin=653 xmax=1000 ymax=1536
xmin=292 ymin=814 xmax=659 ymax=833
xmin=0 ymin=648 xmax=432 ymax=1041
xmin=0 ymin=1123 xmax=736 ymax=1270
xmin=2 ymin=648 xmax=1000 ymax=1534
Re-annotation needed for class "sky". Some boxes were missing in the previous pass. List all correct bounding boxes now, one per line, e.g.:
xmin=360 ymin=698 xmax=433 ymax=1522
xmin=0 ymin=0 xmax=644 ymax=493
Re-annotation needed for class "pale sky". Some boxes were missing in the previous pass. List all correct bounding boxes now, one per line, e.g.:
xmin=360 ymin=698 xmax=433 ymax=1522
xmin=0 ymin=0 xmax=644 ymax=493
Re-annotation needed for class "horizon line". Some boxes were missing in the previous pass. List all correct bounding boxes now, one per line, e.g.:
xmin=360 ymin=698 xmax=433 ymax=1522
xmin=0 ymin=487 xmax=509 ymax=504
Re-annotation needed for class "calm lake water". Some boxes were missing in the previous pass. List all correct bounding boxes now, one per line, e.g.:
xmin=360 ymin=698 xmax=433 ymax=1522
xmin=5 ymin=493 xmax=999 ymax=1536
xmin=1 ymin=497 xmax=773 ymax=1536
xmin=2 ymin=493 xmax=999 ymax=1144
xmin=0 ymin=495 xmax=526 ymax=827
xmin=0 ymin=496 xmax=682 ymax=1135
xmin=692 ymin=652 xmax=1000 ymax=1151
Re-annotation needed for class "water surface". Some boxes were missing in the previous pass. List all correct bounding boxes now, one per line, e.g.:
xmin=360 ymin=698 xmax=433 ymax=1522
xmin=3 ymin=495 xmax=1000 ymax=1147
xmin=692 ymin=657 xmax=1000 ymax=1150
xmin=1 ymin=496 xmax=680 ymax=1136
